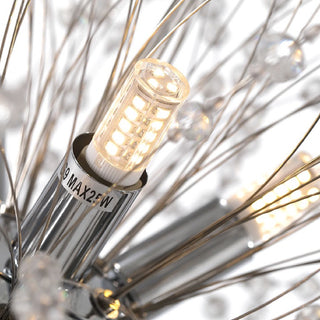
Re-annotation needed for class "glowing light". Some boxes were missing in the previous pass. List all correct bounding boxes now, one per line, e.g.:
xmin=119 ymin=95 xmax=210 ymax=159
xmin=151 ymin=120 xmax=163 ymax=131
xmin=274 ymin=184 xmax=289 ymax=197
xmin=132 ymin=96 xmax=146 ymax=110
xmin=251 ymin=199 xmax=266 ymax=211
xmin=119 ymin=118 xmax=132 ymax=133
xmin=167 ymin=82 xmax=178 ymax=93
xmin=148 ymin=78 xmax=159 ymax=89
xmin=297 ymin=170 xmax=311 ymax=183
xmin=290 ymin=190 xmax=302 ymax=200
xmin=86 ymin=58 xmax=189 ymax=186
xmin=112 ymin=131 xmax=125 ymax=145
xmin=308 ymin=187 xmax=320 ymax=203
xmin=132 ymin=154 xmax=143 ymax=165
xmin=107 ymin=310 xmax=119 ymax=319
xmin=145 ymin=131 xmax=157 ymax=142
xmin=262 ymin=191 xmax=277 ymax=204
xmin=125 ymin=106 xmax=138 ymax=121
xmin=156 ymin=107 xmax=171 ymax=119
xmin=105 ymin=142 xmax=118 ymax=156
xmin=297 ymin=199 xmax=309 ymax=210
xmin=103 ymin=290 xmax=113 ymax=298
xmin=138 ymin=143 xmax=150 ymax=154
xmin=239 ymin=153 xmax=320 ymax=244
xmin=285 ymin=177 xmax=300 ymax=190
xmin=153 ymin=68 xmax=166 ymax=78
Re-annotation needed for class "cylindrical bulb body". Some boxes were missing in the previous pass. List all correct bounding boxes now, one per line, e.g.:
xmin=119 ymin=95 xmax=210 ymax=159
xmin=233 ymin=153 xmax=320 ymax=244
xmin=86 ymin=58 xmax=190 ymax=186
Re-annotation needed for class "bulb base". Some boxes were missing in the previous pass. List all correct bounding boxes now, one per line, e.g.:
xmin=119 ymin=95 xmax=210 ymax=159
xmin=86 ymin=141 xmax=143 ymax=187
xmin=20 ymin=133 xmax=147 ymax=280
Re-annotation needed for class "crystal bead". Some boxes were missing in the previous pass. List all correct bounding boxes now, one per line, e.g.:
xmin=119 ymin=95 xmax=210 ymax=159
xmin=252 ymin=33 xmax=304 ymax=82
xmin=19 ymin=253 xmax=61 ymax=289
xmin=167 ymin=126 xmax=182 ymax=142
xmin=176 ymin=102 xmax=213 ymax=141
xmin=300 ymin=78 xmax=320 ymax=101
xmin=300 ymin=24 xmax=320 ymax=43
xmin=205 ymin=295 xmax=227 ymax=318
xmin=295 ymin=305 xmax=320 ymax=320
xmin=12 ymin=253 xmax=65 ymax=320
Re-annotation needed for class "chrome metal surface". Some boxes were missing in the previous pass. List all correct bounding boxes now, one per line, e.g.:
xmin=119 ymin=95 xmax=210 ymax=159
xmin=110 ymin=200 xmax=250 ymax=309
xmin=0 ymin=132 xmax=7 ymax=202
xmin=110 ymin=198 xmax=226 ymax=280
xmin=21 ymin=133 xmax=147 ymax=280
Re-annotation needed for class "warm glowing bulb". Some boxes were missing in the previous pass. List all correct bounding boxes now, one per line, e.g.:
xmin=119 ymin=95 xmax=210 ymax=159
xmin=308 ymin=187 xmax=319 ymax=203
xmin=153 ymin=68 xmax=166 ymax=78
xmin=112 ymin=130 xmax=126 ymax=145
xmin=285 ymin=177 xmax=300 ymax=190
xmin=132 ymin=96 xmax=146 ymax=110
xmin=151 ymin=120 xmax=163 ymax=131
xmin=125 ymin=106 xmax=139 ymax=121
xmin=119 ymin=118 xmax=132 ymax=133
xmin=148 ymin=78 xmax=159 ymax=89
xmin=105 ymin=142 xmax=118 ymax=156
xmin=297 ymin=170 xmax=311 ymax=183
xmin=167 ymin=82 xmax=178 ymax=93
xmin=238 ymin=153 xmax=320 ymax=244
xmin=262 ymin=191 xmax=277 ymax=204
xmin=156 ymin=107 xmax=171 ymax=119
xmin=251 ymin=199 xmax=266 ymax=211
xmin=274 ymin=184 xmax=289 ymax=197
xmin=86 ymin=58 xmax=189 ymax=186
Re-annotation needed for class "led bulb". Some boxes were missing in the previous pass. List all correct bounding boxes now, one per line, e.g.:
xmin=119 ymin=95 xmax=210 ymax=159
xmin=235 ymin=153 xmax=320 ymax=243
xmin=86 ymin=58 xmax=189 ymax=186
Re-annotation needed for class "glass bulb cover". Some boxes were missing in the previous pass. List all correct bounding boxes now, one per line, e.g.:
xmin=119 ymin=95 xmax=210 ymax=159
xmin=86 ymin=58 xmax=189 ymax=186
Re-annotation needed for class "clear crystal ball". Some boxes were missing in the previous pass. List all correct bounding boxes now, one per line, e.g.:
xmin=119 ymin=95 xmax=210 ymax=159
xmin=253 ymin=33 xmax=304 ymax=82
xmin=301 ymin=78 xmax=320 ymax=101
xmin=176 ymin=102 xmax=213 ymax=141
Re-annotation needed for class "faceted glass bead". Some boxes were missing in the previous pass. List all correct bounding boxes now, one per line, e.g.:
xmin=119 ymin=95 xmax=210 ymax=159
xmin=205 ymin=295 xmax=227 ymax=318
xmin=167 ymin=127 xmax=182 ymax=142
xmin=300 ymin=78 xmax=320 ymax=101
xmin=253 ymin=33 xmax=304 ymax=82
xmin=176 ymin=102 xmax=213 ymax=141
xmin=300 ymin=24 xmax=320 ymax=43
xmin=12 ymin=253 xmax=65 ymax=320
xmin=19 ymin=253 xmax=61 ymax=289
